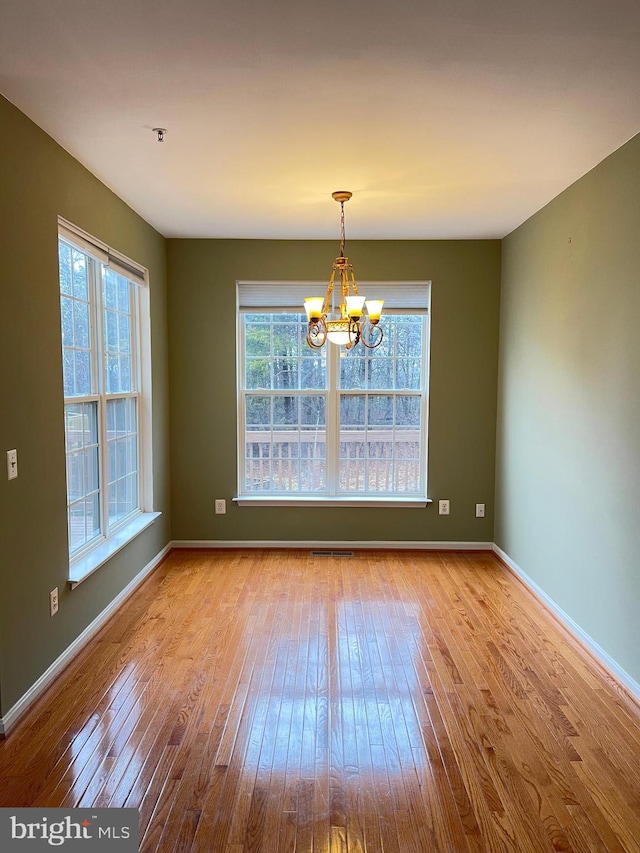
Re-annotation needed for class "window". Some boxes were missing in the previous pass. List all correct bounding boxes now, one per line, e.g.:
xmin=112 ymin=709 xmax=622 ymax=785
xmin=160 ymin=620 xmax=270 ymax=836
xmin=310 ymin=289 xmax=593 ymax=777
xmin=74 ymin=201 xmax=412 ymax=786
xmin=58 ymin=220 xmax=155 ymax=575
xmin=237 ymin=282 xmax=430 ymax=503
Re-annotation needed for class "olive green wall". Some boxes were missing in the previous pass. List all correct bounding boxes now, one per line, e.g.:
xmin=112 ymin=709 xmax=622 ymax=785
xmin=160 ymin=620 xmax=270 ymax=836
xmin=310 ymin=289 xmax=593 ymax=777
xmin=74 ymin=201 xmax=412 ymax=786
xmin=167 ymin=239 xmax=501 ymax=543
xmin=495 ymin=132 xmax=640 ymax=684
xmin=0 ymin=95 xmax=171 ymax=715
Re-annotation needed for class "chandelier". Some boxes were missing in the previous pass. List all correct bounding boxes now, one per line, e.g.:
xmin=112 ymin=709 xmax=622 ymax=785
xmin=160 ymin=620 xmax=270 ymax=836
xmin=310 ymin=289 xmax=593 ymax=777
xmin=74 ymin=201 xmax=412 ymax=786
xmin=304 ymin=191 xmax=384 ymax=349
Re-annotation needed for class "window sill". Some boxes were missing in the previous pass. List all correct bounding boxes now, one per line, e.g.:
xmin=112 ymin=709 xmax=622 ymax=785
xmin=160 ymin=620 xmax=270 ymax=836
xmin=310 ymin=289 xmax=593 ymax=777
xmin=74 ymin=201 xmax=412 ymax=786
xmin=234 ymin=496 xmax=430 ymax=508
xmin=68 ymin=512 xmax=161 ymax=589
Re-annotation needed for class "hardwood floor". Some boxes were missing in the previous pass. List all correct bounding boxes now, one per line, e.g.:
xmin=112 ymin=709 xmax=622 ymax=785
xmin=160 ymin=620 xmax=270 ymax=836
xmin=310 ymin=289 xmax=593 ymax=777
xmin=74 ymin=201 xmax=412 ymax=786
xmin=1 ymin=548 xmax=639 ymax=852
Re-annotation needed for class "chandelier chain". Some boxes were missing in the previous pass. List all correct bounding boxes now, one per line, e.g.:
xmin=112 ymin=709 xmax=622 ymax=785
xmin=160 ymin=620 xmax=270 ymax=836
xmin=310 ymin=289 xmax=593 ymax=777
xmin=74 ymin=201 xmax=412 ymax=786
xmin=339 ymin=201 xmax=346 ymax=257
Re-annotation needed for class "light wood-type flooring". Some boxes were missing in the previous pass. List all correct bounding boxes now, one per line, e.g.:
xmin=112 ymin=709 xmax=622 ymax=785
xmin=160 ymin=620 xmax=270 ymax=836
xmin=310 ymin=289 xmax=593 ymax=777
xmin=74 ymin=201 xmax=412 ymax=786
xmin=1 ymin=549 xmax=640 ymax=852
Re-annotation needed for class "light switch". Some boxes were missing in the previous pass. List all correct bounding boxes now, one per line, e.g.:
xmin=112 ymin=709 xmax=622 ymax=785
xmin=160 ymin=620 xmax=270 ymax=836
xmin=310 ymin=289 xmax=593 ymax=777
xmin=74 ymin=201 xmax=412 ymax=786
xmin=7 ymin=449 xmax=17 ymax=480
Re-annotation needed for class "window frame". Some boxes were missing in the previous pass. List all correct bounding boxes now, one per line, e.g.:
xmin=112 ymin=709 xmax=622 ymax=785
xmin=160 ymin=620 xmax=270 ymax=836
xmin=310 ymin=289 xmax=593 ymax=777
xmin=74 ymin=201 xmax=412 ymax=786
xmin=58 ymin=219 xmax=158 ymax=585
xmin=236 ymin=282 xmax=431 ymax=507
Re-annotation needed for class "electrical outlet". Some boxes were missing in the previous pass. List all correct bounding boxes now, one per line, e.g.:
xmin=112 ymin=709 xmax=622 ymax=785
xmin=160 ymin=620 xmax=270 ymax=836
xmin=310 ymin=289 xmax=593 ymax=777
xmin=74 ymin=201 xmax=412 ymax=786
xmin=438 ymin=499 xmax=450 ymax=515
xmin=6 ymin=449 xmax=18 ymax=480
xmin=49 ymin=587 xmax=59 ymax=617
xmin=215 ymin=499 xmax=226 ymax=515
xmin=476 ymin=503 xmax=486 ymax=518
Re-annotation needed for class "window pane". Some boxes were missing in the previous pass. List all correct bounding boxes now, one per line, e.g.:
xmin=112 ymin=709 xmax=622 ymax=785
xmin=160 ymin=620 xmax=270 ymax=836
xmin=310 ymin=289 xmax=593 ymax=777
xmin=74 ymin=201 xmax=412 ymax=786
xmin=394 ymin=456 xmax=421 ymax=492
xmin=68 ymin=505 xmax=86 ymax=552
xmin=106 ymin=396 xmax=139 ymax=527
xmin=271 ymin=433 xmax=300 ymax=491
xmin=369 ymin=358 xmax=393 ymax=389
xmin=118 ymin=314 xmax=131 ymax=353
xmin=369 ymin=395 xmax=393 ymax=426
xmin=126 ymin=396 xmax=137 ymax=433
xmin=245 ymin=324 xmax=271 ymax=356
xmin=105 ymin=308 xmax=118 ymax=350
xmin=64 ymin=400 xmax=101 ymax=553
xmin=273 ymin=396 xmax=298 ymax=425
xmin=245 ymin=457 xmax=271 ymax=492
xmin=339 ymin=456 xmax=365 ymax=491
xmin=60 ymin=242 xmax=93 ymax=400
xmin=300 ymin=354 xmax=326 ymax=389
xmin=105 ymin=352 xmax=120 ymax=393
xmin=299 ymin=460 xmax=325 ymax=491
xmin=120 ymin=354 xmax=132 ymax=391
xmin=117 ymin=277 xmax=129 ymax=312
xmin=74 ymin=350 xmax=91 ymax=396
xmin=62 ymin=351 xmax=74 ymax=397
xmin=66 ymin=453 xmax=82 ymax=502
xmin=340 ymin=352 xmax=366 ymax=390
xmin=394 ymin=434 xmax=420 ymax=459
xmin=246 ymin=396 xmax=271 ymax=426
xmin=71 ymin=250 xmax=88 ymax=300
xmin=59 ymin=243 xmax=72 ymax=295
xmin=84 ymin=447 xmax=99 ymax=494
xmin=340 ymin=394 xmax=365 ymax=426
xmin=273 ymin=357 xmax=298 ymax=389
xmin=396 ymin=395 xmax=421 ymax=427
xmin=103 ymin=271 xmax=117 ymax=308
xmin=368 ymin=460 xmax=393 ymax=491
xmin=246 ymin=357 xmax=271 ymax=389
xmin=370 ymin=322 xmax=393 ymax=358
xmin=74 ymin=301 xmax=90 ymax=349
xmin=61 ymin=296 xmax=73 ymax=346
xmin=301 ymin=395 xmax=325 ymax=426
xmin=396 ymin=358 xmax=422 ymax=390
xmin=103 ymin=268 xmax=134 ymax=394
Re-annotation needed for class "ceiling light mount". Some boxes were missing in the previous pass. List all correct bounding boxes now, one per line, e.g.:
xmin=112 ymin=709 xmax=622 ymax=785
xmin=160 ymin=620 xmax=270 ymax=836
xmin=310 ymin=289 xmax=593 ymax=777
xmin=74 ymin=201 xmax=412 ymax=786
xmin=304 ymin=192 xmax=384 ymax=350
xmin=152 ymin=128 xmax=166 ymax=142
xmin=331 ymin=190 xmax=352 ymax=204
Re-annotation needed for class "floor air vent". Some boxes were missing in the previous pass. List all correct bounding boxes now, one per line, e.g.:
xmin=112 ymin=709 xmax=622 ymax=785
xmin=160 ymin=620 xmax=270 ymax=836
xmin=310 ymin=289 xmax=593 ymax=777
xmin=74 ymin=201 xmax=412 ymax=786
xmin=311 ymin=550 xmax=354 ymax=557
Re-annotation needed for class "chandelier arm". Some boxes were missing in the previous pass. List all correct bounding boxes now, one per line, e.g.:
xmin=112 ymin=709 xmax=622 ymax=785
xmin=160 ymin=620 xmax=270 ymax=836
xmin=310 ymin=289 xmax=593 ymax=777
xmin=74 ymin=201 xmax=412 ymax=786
xmin=360 ymin=324 xmax=384 ymax=349
xmin=306 ymin=317 xmax=327 ymax=348
xmin=349 ymin=318 xmax=361 ymax=348
xmin=341 ymin=269 xmax=350 ymax=312
xmin=324 ymin=268 xmax=337 ymax=316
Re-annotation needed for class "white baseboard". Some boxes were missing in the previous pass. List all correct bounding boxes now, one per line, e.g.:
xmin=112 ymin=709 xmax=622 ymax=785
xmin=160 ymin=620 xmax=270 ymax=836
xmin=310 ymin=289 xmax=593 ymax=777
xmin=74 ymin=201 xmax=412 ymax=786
xmin=493 ymin=544 xmax=640 ymax=704
xmin=0 ymin=543 xmax=171 ymax=737
xmin=172 ymin=539 xmax=494 ymax=551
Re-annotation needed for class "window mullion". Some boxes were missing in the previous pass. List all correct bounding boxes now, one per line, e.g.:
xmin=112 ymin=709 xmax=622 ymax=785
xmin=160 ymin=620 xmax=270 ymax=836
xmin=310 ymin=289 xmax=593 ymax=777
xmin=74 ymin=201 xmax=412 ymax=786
xmin=420 ymin=315 xmax=430 ymax=494
xmin=237 ymin=315 xmax=247 ymax=494
xmin=94 ymin=262 xmax=110 ymax=540
xmin=131 ymin=286 xmax=142 ymax=513
xmin=131 ymin=285 xmax=140 ymax=393
xmin=325 ymin=343 xmax=339 ymax=495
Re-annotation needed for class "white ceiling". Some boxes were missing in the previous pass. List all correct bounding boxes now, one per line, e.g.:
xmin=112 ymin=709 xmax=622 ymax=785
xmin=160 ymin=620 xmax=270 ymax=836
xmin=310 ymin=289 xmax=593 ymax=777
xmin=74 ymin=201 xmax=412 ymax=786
xmin=2 ymin=0 xmax=640 ymax=239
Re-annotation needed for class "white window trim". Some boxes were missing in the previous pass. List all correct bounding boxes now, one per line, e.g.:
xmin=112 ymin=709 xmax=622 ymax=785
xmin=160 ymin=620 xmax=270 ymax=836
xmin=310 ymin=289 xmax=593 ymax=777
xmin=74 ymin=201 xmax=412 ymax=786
xmin=236 ymin=281 xmax=431 ymax=504
xmin=234 ymin=496 xmax=430 ymax=508
xmin=58 ymin=218 xmax=157 ymax=583
xmin=68 ymin=511 xmax=161 ymax=588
